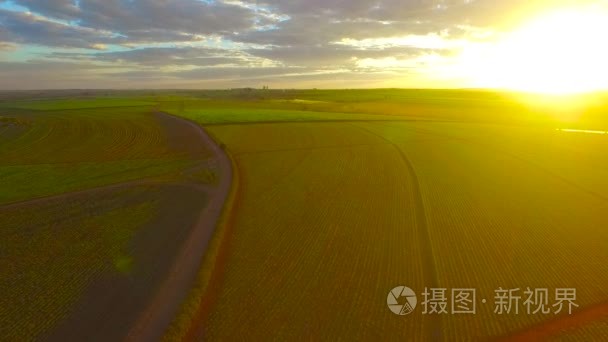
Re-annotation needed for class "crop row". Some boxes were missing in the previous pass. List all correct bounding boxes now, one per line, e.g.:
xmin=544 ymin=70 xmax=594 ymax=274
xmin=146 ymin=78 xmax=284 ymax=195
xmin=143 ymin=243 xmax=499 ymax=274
xmin=0 ymin=186 xmax=159 ymax=341
xmin=0 ymin=108 xmax=207 ymax=165
xmin=197 ymin=122 xmax=433 ymax=340
xmin=188 ymin=119 xmax=608 ymax=340
xmin=355 ymin=121 xmax=608 ymax=340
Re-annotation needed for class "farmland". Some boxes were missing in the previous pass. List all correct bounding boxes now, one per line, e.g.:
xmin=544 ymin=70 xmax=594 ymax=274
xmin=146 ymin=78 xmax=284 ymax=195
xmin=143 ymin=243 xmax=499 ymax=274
xmin=159 ymin=89 xmax=608 ymax=341
xmin=0 ymin=98 xmax=226 ymax=341
xmin=1 ymin=89 xmax=607 ymax=340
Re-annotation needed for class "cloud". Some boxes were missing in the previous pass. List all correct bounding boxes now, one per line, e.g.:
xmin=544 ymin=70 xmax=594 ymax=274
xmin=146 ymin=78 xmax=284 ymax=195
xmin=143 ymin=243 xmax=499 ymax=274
xmin=13 ymin=0 xmax=258 ymax=43
xmin=240 ymin=0 xmax=593 ymax=29
xmin=0 ymin=60 xmax=122 ymax=89
xmin=168 ymin=66 xmax=312 ymax=80
xmin=247 ymin=45 xmax=446 ymax=68
xmin=0 ymin=41 xmax=18 ymax=51
xmin=15 ymin=0 xmax=81 ymax=20
xmin=46 ymin=46 xmax=257 ymax=67
xmin=0 ymin=9 xmax=117 ymax=49
xmin=8 ymin=0 xmax=500 ymax=49
xmin=2 ymin=0 xmax=600 ymax=89
xmin=0 ymin=59 xmax=422 ymax=89
xmin=231 ymin=15 xmax=440 ymax=47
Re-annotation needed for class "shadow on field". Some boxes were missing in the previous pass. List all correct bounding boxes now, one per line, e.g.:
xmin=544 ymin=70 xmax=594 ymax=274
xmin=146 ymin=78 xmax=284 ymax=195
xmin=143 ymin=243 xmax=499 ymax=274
xmin=43 ymin=185 xmax=207 ymax=342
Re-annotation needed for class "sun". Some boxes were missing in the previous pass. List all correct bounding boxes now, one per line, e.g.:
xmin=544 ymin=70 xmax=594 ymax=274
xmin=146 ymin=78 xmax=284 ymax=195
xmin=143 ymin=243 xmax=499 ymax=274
xmin=456 ymin=5 xmax=608 ymax=94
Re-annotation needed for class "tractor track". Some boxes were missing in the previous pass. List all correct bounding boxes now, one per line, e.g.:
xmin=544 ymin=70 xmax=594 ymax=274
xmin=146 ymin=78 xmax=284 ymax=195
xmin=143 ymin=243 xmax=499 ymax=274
xmin=350 ymin=123 xmax=442 ymax=341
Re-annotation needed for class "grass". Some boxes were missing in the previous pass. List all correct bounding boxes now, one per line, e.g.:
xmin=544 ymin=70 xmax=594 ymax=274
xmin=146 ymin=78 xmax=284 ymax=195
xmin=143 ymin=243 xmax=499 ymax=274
xmin=0 ymin=107 xmax=209 ymax=165
xmin=0 ymin=158 xmax=198 ymax=204
xmin=155 ymin=89 xmax=608 ymax=129
xmin=1 ymin=98 xmax=155 ymax=110
xmin=160 ymin=102 xmax=406 ymax=125
xmin=0 ymin=106 xmax=214 ymax=204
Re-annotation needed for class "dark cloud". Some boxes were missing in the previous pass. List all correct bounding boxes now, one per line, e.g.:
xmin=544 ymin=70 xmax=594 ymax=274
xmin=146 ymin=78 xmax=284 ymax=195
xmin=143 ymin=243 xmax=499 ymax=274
xmin=5 ymin=0 xmax=562 ymax=51
xmin=8 ymin=0 xmax=517 ymax=49
xmin=15 ymin=0 xmax=81 ymax=20
xmin=231 ymin=15 xmax=449 ymax=48
xmin=78 ymin=0 xmax=253 ymax=37
xmin=13 ymin=0 xmax=258 ymax=43
xmin=0 ymin=9 xmax=115 ymax=49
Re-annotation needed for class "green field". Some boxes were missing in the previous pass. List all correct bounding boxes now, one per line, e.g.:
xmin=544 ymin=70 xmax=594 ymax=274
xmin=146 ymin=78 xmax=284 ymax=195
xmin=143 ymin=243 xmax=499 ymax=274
xmin=1 ymin=90 xmax=607 ymax=341
xmin=158 ymin=89 xmax=608 ymax=129
xmin=1 ymin=98 xmax=156 ymax=110
xmin=0 ymin=187 xmax=157 ymax=340
xmin=0 ymin=100 xmax=216 ymax=340
xmin=0 ymin=159 xmax=200 ymax=204
xmin=170 ymin=119 xmax=606 ymax=341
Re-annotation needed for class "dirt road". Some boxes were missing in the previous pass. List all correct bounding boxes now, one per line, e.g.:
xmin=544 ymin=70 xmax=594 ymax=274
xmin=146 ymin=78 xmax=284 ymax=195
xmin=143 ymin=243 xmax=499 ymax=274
xmin=125 ymin=112 xmax=233 ymax=341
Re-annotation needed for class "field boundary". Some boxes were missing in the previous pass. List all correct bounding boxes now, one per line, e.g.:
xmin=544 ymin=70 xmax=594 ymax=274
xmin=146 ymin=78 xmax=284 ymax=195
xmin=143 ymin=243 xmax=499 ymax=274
xmin=163 ymin=144 xmax=241 ymax=341
xmin=131 ymin=113 xmax=242 ymax=341
xmin=125 ymin=112 xmax=233 ymax=341
xmin=498 ymin=299 xmax=608 ymax=341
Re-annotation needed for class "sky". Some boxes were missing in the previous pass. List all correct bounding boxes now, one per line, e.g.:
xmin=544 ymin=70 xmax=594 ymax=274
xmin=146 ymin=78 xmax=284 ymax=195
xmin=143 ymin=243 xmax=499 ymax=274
xmin=0 ymin=0 xmax=605 ymax=89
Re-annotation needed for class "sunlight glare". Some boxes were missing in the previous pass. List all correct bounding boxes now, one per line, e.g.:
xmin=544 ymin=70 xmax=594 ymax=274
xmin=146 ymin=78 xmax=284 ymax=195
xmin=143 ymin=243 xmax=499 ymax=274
xmin=456 ymin=5 xmax=608 ymax=94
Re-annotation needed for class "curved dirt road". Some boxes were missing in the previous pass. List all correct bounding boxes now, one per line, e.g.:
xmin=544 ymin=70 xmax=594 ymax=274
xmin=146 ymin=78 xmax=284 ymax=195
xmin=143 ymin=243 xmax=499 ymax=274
xmin=125 ymin=112 xmax=233 ymax=341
